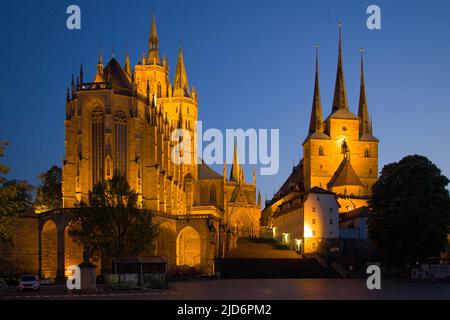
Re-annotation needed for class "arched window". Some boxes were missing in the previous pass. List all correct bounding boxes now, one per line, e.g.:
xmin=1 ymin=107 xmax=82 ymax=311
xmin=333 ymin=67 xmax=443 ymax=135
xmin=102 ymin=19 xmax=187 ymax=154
xmin=91 ymin=107 xmax=105 ymax=185
xmin=365 ymin=147 xmax=371 ymax=158
xmin=319 ymin=146 xmax=324 ymax=156
xmin=157 ymin=82 xmax=162 ymax=98
xmin=114 ymin=110 xmax=128 ymax=176
xmin=210 ymin=184 xmax=217 ymax=204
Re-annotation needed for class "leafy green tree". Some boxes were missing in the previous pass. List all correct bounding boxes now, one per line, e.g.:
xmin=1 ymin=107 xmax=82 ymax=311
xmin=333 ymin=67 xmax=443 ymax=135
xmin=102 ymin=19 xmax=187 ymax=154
xmin=35 ymin=165 xmax=62 ymax=212
xmin=69 ymin=174 xmax=158 ymax=261
xmin=0 ymin=141 xmax=33 ymax=243
xmin=368 ymin=155 xmax=450 ymax=266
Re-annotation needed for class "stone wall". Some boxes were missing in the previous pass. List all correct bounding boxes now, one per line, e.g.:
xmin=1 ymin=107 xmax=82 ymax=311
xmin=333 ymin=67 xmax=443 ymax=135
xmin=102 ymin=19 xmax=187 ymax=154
xmin=0 ymin=214 xmax=39 ymax=277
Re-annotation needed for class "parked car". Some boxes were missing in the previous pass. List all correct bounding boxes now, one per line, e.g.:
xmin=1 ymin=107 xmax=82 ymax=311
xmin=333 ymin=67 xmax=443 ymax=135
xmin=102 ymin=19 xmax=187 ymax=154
xmin=19 ymin=275 xmax=40 ymax=291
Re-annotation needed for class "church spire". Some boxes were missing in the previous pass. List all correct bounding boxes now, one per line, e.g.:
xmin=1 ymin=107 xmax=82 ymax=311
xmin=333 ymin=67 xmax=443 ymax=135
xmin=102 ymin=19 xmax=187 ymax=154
xmin=358 ymin=49 xmax=372 ymax=135
xmin=173 ymin=47 xmax=190 ymax=97
xmin=94 ymin=48 xmax=105 ymax=83
xmin=308 ymin=45 xmax=324 ymax=134
xmin=332 ymin=22 xmax=349 ymax=112
xmin=230 ymin=141 xmax=241 ymax=183
xmin=124 ymin=50 xmax=131 ymax=77
xmin=147 ymin=14 xmax=160 ymax=64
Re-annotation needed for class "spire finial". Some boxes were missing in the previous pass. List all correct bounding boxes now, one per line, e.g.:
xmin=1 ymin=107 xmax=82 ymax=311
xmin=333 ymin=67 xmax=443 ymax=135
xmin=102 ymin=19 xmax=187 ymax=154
xmin=230 ymin=139 xmax=241 ymax=183
xmin=80 ymin=64 xmax=84 ymax=84
xmin=332 ymin=21 xmax=348 ymax=112
xmin=358 ymin=48 xmax=372 ymax=136
xmin=308 ymin=44 xmax=324 ymax=134
xmin=147 ymin=13 xmax=160 ymax=64
xmin=173 ymin=47 xmax=190 ymax=97
xmin=124 ymin=49 xmax=131 ymax=76
xmin=98 ymin=47 xmax=103 ymax=65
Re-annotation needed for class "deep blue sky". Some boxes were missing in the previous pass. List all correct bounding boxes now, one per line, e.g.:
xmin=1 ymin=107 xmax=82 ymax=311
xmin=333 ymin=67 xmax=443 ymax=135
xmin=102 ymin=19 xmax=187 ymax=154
xmin=1 ymin=0 xmax=449 ymax=200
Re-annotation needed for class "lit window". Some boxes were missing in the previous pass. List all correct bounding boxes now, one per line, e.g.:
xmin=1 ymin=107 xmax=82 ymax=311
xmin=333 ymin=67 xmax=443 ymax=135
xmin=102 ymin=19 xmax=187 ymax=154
xmin=312 ymin=243 xmax=316 ymax=249
xmin=312 ymin=230 xmax=316 ymax=236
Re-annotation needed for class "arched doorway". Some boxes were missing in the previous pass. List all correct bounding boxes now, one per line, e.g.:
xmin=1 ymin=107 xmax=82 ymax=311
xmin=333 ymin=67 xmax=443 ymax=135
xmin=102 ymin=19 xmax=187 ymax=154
xmin=233 ymin=210 xmax=253 ymax=238
xmin=41 ymin=220 xmax=57 ymax=279
xmin=176 ymin=226 xmax=201 ymax=268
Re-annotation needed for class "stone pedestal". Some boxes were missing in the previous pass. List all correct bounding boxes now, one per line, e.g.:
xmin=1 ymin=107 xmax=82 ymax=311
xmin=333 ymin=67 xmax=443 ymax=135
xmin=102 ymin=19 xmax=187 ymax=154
xmin=78 ymin=262 xmax=96 ymax=292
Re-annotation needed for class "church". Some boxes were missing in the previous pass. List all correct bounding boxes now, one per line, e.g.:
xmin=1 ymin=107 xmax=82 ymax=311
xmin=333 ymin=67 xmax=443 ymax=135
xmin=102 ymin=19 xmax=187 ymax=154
xmin=262 ymin=25 xmax=379 ymax=254
xmin=0 ymin=15 xmax=261 ymax=280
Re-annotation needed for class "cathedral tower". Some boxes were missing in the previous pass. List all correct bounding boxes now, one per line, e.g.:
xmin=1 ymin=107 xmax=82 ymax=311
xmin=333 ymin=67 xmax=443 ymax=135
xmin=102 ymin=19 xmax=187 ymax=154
xmin=302 ymin=24 xmax=379 ymax=200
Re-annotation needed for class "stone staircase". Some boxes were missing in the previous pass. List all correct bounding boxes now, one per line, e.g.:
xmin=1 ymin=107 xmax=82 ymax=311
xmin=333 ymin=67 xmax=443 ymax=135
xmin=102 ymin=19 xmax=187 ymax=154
xmin=217 ymin=238 xmax=341 ymax=279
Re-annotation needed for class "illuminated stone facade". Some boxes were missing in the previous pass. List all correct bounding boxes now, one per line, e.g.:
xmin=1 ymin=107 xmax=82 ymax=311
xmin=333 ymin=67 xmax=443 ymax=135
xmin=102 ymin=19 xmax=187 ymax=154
xmin=60 ymin=15 xmax=261 ymax=275
xmin=263 ymin=26 xmax=379 ymax=253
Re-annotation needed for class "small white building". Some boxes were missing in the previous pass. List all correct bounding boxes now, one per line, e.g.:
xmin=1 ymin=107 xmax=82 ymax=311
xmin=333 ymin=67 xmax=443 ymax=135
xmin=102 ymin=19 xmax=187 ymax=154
xmin=272 ymin=187 xmax=340 ymax=254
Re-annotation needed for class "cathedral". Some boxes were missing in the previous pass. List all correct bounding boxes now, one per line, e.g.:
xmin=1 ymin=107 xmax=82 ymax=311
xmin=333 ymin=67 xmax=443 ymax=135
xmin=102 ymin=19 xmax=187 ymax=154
xmin=54 ymin=15 xmax=260 ymax=276
xmin=262 ymin=25 xmax=379 ymax=253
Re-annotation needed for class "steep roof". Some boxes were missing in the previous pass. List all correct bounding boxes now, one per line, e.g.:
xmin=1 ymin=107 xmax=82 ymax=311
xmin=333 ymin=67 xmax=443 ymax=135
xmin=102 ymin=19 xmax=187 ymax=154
xmin=198 ymin=162 xmax=223 ymax=180
xmin=266 ymin=161 xmax=305 ymax=207
xmin=103 ymin=58 xmax=132 ymax=91
xmin=328 ymin=158 xmax=363 ymax=188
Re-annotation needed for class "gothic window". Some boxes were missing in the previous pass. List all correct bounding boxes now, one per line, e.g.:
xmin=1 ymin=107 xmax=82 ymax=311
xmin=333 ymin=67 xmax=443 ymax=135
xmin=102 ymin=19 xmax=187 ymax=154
xmin=157 ymin=82 xmax=162 ymax=98
xmin=365 ymin=147 xmax=371 ymax=158
xmin=114 ymin=110 xmax=128 ymax=176
xmin=210 ymin=184 xmax=217 ymax=204
xmin=91 ymin=107 xmax=105 ymax=185
xmin=319 ymin=146 xmax=324 ymax=156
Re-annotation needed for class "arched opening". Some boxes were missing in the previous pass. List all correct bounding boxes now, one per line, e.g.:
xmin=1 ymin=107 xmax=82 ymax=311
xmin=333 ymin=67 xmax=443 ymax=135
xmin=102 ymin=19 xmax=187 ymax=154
xmin=91 ymin=106 xmax=105 ymax=185
xmin=176 ymin=226 xmax=201 ymax=268
xmin=41 ymin=220 xmax=57 ymax=280
xmin=114 ymin=110 xmax=128 ymax=176
xmin=235 ymin=211 xmax=253 ymax=238
xmin=209 ymin=184 xmax=217 ymax=204
xmin=64 ymin=224 xmax=83 ymax=277
xmin=157 ymin=82 xmax=162 ymax=98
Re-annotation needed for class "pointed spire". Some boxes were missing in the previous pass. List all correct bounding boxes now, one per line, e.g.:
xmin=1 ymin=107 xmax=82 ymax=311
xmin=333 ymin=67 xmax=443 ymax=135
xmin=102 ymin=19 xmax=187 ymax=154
xmin=80 ymin=64 xmax=84 ymax=84
xmin=309 ymin=45 xmax=324 ymax=134
xmin=66 ymin=88 xmax=70 ymax=102
xmin=358 ymin=48 xmax=372 ymax=135
xmin=94 ymin=48 xmax=105 ymax=83
xmin=332 ymin=22 xmax=349 ymax=112
xmin=98 ymin=47 xmax=103 ymax=65
xmin=230 ymin=140 xmax=241 ymax=183
xmin=173 ymin=47 xmax=190 ymax=97
xmin=258 ymin=190 xmax=262 ymax=206
xmin=124 ymin=50 xmax=131 ymax=77
xmin=147 ymin=14 xmax=160 ymax=64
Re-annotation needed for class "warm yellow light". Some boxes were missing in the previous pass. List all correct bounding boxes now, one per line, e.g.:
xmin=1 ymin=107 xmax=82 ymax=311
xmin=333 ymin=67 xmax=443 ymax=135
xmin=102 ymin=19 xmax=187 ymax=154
xmin=304 ymin=225 xmax=313 ymax=238
xmin=335 ymin=135 xmax=346 ymax=148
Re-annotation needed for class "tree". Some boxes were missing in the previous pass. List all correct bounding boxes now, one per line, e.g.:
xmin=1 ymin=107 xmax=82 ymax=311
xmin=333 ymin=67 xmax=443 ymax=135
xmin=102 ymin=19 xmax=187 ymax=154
xmin=0 ymin=141 xmax=33 ymax=243
xmin=69 ymin=174 xmax=158 ymax=261
xmin=35 ymin=165 xmax=62 ymax=212
xmin=368 ymin=155 xmax=450 ymax=266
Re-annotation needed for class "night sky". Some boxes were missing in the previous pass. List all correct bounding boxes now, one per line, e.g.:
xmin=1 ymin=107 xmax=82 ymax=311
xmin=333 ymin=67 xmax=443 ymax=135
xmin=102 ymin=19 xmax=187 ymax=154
xmin=1 ymin=0 xmax=449 ymax=200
